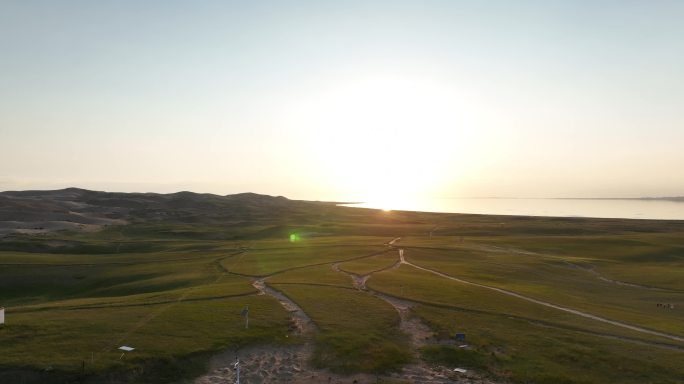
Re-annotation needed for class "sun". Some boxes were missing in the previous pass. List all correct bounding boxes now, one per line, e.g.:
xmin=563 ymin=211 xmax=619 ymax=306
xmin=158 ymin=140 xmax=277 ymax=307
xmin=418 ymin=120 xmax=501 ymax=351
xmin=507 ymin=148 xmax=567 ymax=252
xmin=282 ymin=73 xmax=482 ymax=208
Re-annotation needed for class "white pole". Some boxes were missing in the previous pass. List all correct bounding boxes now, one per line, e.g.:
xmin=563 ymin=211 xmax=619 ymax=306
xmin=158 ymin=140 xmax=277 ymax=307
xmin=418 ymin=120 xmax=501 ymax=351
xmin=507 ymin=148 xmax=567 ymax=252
xmin=235 ymin=357 xmax=240 ymax=384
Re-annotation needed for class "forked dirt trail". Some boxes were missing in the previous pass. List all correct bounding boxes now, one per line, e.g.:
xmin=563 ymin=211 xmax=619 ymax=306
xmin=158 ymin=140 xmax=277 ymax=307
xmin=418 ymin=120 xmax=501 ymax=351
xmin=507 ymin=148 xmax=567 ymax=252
xmin=332 ymin=258 xmax=434 ymax=347
xmin=332 ymin=250 xmax=493 ymax=384
xmin=396 ymin=246 xmax=684 ymax=351
xmin=195 ymin=277 xmax=321 ymax=384
xmin=252 ymin=279 xmax=316 ymax=335
xmin=196 ymin=247 xmax=494 ymax=384
xmin=196 ymin=239 xmax=682 ymax=383
xmin=377 ymin=292 xmax=434 ymax=348
xmin=198 ymin=276 xmax=459 ymax=384
xmin=400 ymin=254 xmax=684 ymax=344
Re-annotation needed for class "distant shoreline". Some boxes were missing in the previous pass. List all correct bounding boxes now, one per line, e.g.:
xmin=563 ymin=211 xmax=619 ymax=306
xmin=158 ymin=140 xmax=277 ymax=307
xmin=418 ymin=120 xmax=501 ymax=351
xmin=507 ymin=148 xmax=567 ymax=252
xmin=433 ymin=197 xmax=684 ymax=202
xmin=553 ymin=197 xmax=684 ymax=202
xmin=342 ymin=197 xmax=684 ymax=221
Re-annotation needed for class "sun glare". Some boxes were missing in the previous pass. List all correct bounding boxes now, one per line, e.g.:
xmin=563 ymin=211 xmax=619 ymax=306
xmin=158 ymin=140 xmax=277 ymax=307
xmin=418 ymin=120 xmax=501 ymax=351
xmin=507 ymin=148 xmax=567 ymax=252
xmin=283 ymin=74 xmax=484 ymax=208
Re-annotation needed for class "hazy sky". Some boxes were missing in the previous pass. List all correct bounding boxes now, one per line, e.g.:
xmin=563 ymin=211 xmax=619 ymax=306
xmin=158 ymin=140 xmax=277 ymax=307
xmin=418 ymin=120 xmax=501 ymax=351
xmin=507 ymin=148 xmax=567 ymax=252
xmin=1 ymin=1 xmax=683 ymax=201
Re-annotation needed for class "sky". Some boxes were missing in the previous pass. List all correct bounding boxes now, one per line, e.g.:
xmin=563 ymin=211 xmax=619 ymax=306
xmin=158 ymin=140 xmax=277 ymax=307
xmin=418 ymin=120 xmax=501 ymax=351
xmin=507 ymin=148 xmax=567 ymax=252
xmin=1 ymin=0 xmax=683 ymax=203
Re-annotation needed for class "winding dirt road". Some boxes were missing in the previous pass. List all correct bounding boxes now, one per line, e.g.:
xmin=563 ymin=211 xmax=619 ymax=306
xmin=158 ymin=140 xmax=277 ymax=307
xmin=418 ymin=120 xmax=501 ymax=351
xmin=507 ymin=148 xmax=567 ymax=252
xmin=397 ymin=250 xmax=684 ymax=344
xmin=332 ymin=254 xmax=493 ymax=384
xmin=197 ymin=240 xmax=684 ymax=384
xmin=253 ymin=279 xmax=316 ymax=335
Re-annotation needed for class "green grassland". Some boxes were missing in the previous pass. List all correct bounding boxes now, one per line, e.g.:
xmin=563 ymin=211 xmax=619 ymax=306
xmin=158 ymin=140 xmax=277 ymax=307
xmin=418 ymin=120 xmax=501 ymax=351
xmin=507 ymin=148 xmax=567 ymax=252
xmin=268 ymin=264 xmax=352 ymax=287
xmin=414 ymin=305 xmax=684 ymax=384
xmin=396 ymin=239 xmax=683 ymax=335
xmin=367 ymin=263 xmax=679 ymax=345
xmin=338 ymin=250 xmax=399 ymax=275
xmin=270 ymin=284 xmax=411 ymax=373
xmin=221 ymin=244 xmax=385 ymax=276
xmin=1 ymin=206 xmax=683 ymax=383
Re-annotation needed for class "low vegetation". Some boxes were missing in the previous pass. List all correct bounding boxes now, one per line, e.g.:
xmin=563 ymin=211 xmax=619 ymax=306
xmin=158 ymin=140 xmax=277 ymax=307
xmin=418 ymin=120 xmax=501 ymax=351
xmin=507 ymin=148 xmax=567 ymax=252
xmin=1 ymin=189 xmax=682 ymax=383
xmin=271 ymin=284 xmax=411 ymax=373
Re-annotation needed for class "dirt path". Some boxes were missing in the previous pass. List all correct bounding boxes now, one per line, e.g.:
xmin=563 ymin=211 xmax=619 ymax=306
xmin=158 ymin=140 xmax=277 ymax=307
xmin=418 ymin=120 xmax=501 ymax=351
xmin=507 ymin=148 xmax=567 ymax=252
xmin=463 ymin=244 xmax=679 ymax=293
xmin=392 ymin=249 xmax=684 ymax=352
xmin=334 ymin=249 xmax=434 ymax=348
xmin=400 ymin=254 xmax=684 ymax=344
xmin=388 ymin=237 xmax=402 ymax=246
xmin=198 ymin=245 xmax=495 ymax=384
xmin=377 ymin=291 xmax=435 ymax=348
xmin=332 ymin=256 xmax=434 ymax=347
xmin=252 ymin=279 xmax=316 ymax=335
xmin=331 ymin=262 xmax=368 ymax=290
xmin=196 ymin=275 xmax=480 ymax=384
xmin=197 ymin=343 xmax=490 ymax=384
xmin=195 ymin=276 xmax=322 ymax=384
xmin=332 ymin=250 xmax=494 ymax=384
xmin=196 ymin=241 xmax=682 ymax=383
xmin=562 ymin=260 xmax=680 ymax=292
xmin=523 ymin=317 xmax=684 ymax=352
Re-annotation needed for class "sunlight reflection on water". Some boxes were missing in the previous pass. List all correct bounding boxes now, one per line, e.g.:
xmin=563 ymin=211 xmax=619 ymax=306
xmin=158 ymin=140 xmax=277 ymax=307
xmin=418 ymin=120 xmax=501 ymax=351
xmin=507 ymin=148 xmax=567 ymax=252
xmin=343 ymin=198 xmax=684 ymax=220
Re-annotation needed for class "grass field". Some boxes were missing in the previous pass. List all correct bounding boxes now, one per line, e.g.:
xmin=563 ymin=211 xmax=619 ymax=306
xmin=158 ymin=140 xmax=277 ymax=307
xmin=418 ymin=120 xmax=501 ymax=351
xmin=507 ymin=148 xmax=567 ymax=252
xmin=1 ymin=207 xmax=683 ymax=383
xmin=338 ymin=250 xmax=399 ymax=275
xmin=414 ymin=305 xmax=684 ymax=384
xmin=270 ymin=284 xmax=411 ymax=373
xmin=396 ymin=239 xmax=683 ymax=335
xmin=221 ymin=244 xmax=385 ymax=276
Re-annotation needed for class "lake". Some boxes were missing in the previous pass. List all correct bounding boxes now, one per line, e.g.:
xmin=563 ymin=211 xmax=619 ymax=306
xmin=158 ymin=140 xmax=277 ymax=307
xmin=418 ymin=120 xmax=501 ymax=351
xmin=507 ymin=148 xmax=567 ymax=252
xmin=345 ymin=198 xmax=684 ymax=220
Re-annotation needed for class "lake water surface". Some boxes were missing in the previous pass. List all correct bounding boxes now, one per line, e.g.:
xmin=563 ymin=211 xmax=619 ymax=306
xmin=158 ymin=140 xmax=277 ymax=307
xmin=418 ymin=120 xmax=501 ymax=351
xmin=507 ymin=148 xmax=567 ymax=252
xmin=346 ymin=198 xmax=684 ymax=220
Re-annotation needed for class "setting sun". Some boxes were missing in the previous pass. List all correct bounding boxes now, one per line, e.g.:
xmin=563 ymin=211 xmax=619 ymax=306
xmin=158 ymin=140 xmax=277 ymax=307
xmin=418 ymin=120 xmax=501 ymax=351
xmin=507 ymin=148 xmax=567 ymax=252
xmin=282 ymin=74 xmax=485 ymax=206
